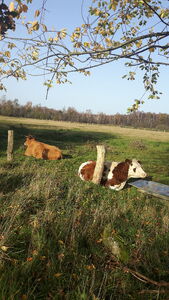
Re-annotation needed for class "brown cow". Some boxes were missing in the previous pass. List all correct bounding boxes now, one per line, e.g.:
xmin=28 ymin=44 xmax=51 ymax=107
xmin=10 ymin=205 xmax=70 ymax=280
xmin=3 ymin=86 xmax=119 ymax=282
xmin=24 ymin=135 xmax=62 ymax=160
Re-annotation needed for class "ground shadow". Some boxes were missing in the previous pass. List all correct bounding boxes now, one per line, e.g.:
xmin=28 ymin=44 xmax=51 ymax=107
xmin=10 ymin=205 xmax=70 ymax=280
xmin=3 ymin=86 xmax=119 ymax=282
xmin=62 ymin=154 xmax=72 ymax=159
xmin=0 ymin=123 xmax=116 ymax=152
xmin=127 ymin=176 xmax=153 ymax=184
xmin=0 ymin=172 xmax=33 ymax=194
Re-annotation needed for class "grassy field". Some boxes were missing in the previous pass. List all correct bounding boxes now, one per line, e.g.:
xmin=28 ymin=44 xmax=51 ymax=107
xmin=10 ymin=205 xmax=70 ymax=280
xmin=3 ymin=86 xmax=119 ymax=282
xmin=0 ymin=116 xmax=169 ymax=300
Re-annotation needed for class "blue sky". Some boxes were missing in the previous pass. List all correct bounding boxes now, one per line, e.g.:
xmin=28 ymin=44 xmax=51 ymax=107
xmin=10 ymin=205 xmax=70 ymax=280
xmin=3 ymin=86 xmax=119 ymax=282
xmin=1 ymin=0 xmax=169 ymax=115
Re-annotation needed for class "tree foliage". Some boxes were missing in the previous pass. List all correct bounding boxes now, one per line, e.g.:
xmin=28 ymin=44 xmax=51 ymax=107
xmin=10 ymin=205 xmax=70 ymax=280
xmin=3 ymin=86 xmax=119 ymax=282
xmin=0 ymin=0 xmax=169 ymax=111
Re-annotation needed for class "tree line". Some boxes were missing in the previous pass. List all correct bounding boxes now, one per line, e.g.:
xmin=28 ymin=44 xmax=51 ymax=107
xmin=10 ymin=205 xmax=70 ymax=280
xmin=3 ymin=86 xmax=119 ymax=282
xmin=0 ymin=97 xmax=169 ymax=131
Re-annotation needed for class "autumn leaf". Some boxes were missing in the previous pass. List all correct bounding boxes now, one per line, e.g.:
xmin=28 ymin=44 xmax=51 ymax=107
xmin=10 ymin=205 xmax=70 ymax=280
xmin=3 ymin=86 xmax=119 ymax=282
xmin=32 ymin=250 xmax=38 ymax=256
xmin=60 ymin=28 xmax=67 ymax=39
xmin=26 ymin=257 xmax=33 ymax=262
xmin=0 ymin=84 xmax=7 ymax=91
xmin=34 ymin=10 xmax=40 ymax=18
xmin=54 ymin=273 xmax=62 ymax=278
xmin=40 ymin=256 xmax=46 ymax=260
xmin=21 ymin=295 xmax=28 ymax=300
xmin=41 ymin=24 xmax=47 ymax=32
xmin=4 ymin=51 xmax=11 ymax=58
xmin=58 ymin=240 xmax=64 ymax=245
xmin=109 ymin=0 xmax=118 ymax=11
xmin=160 ymin=8 xmax=169 ymax=18
xmin=135 ymin=40 xmax=142 ymax=48
xmin=53 ymin=36 xmax=59 ymax=42
xmin=149 ymin=47 xmax=155 ymax=52
xmin=96 ymin=238 xmax=103 ymax=243
xmin=84 ymin=42 xmax=91 ymax=48
xmin=9 ymin=2 xmax=15 ymax=12
xmin=31 ymin=21 xmax=39 ymax=31
xmin=86 ymin=264 xmax=96 ymax=270
xmin=8 ymin=42 xmax=16 ymax=49
xmin=58 ymin=253 xmax=65 ymax=261
xmin=22 ymin=4 xmax=28 ymax=12
xmin=1 ymin=246 xmax=9 ymax=252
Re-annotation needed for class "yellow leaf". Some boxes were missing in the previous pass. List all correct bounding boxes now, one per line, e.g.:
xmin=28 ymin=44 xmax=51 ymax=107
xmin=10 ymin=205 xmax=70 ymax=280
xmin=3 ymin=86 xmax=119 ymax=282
xmin=86 ymin=264 xmax=96 ymax=270
xmin=60 ymin=28 xmax=67 ymax=39
xmin=61 ymin=28 xmax=67 ymax=33
xmin=9 ymin=2 xmax=15 ymax=12
xmin=149 ymin=47 xmax=155 ymax=52
xmin=126 ymin=14 xmax=132 ymax=20
xmin=58 ymin=240 xmax=64 ymax=245
xmin=111 ymin=3 xmax=117 ymax=10
xmin=160 ymin=9 xmax=169 ymax=18
xmin=110 ymin=0 xmax=118 ymax=11
xmin=84 ymin=42 xmax=90 ymax=48
xmin=8 ymin=42 xmax=16 ymax=49
xmin=94 ymin=8 xmax=100 ymax=16
xmin=54 ymin=273 xmax=62 ymax=278
xmin=22 ymin=4 xmax=28 ymax=12
xmin=32 ymin=20 xmax=38 ymax=26
xmin=42 ymin=24 xmax=47 ymax=32
xmin=48 ymin=37 xmax=53 ymax=42
xmin=1 ymin=246 xmax=9 ymax=252
xmin=31 ymin=21 xmax=39 ymax=31
xmin=135 ymin=40 xmax=142 ymax=48
xmin=4 ymin=51 xmax=11 ymax=58
xmin=58 ymin=253 xmax=64 ymax=261
xmin=53 ymin=36 xmax=59 ymax=42
xmin=40 ymin=256 xmax=46 ymax=260
xmin=34 ymin=10 xmax=40 ymax=17
xmin=75 ymin=27 xmax=81 ymax=32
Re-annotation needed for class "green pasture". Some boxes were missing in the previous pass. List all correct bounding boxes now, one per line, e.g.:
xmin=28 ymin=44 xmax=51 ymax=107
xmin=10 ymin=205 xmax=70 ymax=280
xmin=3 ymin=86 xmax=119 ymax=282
xmin=0 ymin=117 xmax=169 ymax=299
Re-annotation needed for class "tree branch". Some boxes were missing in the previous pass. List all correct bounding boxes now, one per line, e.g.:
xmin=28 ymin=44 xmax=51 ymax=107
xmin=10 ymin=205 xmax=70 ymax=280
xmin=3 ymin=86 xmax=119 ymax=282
xmin=142 ymin=0 xmax=169 ymax=26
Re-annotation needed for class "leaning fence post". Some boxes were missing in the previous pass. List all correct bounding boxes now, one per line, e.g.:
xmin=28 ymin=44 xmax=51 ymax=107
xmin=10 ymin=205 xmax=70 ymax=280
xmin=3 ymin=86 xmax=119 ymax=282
xmin=7 ymin=130 xmax=14 ymax=161
xmin=92 ymin=145 xmax=106 ymax=184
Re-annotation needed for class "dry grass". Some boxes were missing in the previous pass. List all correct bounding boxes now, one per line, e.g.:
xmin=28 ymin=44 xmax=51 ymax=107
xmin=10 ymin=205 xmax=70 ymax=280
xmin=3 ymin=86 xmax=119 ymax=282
xmin=0 ymin=115 xmax=169 ymax=142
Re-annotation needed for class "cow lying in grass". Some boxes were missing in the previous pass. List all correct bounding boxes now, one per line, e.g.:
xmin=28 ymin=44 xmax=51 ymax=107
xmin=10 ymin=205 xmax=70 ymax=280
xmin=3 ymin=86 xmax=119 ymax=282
xmin=78 ymin=159 xmax=147 ymax=191
xmin=24 ymin=135 xmax=62 ymax=160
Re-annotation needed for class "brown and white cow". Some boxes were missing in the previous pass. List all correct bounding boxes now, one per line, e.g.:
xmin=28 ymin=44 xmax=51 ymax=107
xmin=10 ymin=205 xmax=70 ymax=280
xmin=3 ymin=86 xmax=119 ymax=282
xmin=24 ymin=135 xmax=62 ymax=160
xmin=78 ymin=159 xmax=147 ymax=191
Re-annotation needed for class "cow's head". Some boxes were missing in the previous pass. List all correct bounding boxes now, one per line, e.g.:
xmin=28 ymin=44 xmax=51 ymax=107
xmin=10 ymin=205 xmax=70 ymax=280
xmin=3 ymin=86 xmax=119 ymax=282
xmin=24 ymin=135 xmax=35 ymax=146
xmin=127 ymin=159 xmax=147 ymax=179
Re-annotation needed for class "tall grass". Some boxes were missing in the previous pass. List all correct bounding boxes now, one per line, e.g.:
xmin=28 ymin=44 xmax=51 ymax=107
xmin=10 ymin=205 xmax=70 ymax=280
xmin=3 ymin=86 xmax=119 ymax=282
xmin=0 ymin=117 xmax=169 ymax=299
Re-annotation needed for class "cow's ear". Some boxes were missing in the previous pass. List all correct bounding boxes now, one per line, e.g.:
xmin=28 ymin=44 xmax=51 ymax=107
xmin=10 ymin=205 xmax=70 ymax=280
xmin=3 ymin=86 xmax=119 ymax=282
xmin=138 ymin=160 xmax=141 ymax=164
xmin=125 ymin=159 xmax=132 ymax=165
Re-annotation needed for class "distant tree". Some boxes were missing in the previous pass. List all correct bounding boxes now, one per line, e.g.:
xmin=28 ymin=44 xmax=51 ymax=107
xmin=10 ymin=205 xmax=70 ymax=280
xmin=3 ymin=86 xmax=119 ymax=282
xmin=0 ymin=0 xmax=169 ymax=111
xmin=0 ymin=97 xmax=169 ymax=129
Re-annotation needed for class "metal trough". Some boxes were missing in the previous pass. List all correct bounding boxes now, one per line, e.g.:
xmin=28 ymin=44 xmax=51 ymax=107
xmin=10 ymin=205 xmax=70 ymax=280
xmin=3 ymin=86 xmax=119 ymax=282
xmin=128 ymin=179 xmax=169 ymax=201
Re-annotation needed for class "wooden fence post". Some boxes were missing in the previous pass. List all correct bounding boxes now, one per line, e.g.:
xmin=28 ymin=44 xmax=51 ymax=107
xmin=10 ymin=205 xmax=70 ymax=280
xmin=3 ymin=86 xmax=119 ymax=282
xmin=7 ymin=130 xmax=14 ymax=161
xmin=92 ymin=145 xmax=106 ymax=184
